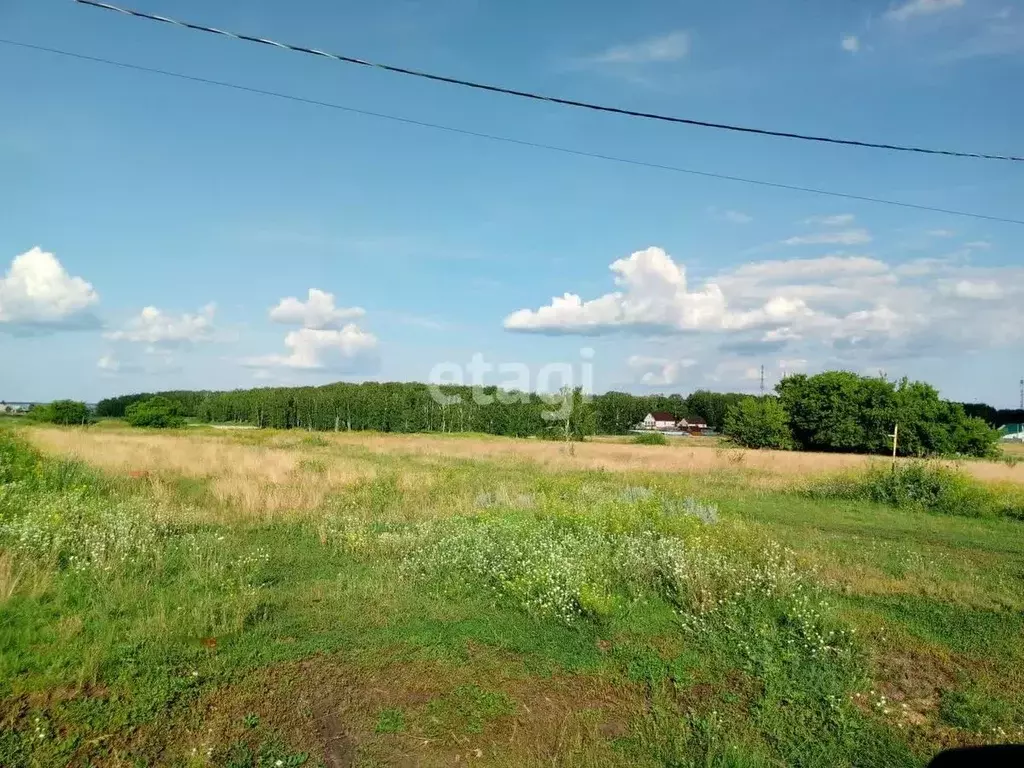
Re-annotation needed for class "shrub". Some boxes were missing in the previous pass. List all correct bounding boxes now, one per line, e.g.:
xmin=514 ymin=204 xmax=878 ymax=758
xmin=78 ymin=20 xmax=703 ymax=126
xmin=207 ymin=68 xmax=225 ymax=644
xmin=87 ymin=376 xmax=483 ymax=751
xmin=0 ymin=431 xmax=39 ymax=484
xmin=777 ymin=372 xmax=1000 ymax=457
xmin=27 ymin=400 xmax=90 ymax=425
xmin=125 ymin=396 xmax=186 ymax=428
xmin=809 ymin=462 xmax=1011 ymax=519
xmin=632 ymin=431 xmax=668 ymax=446
xmin=723 ymin=397 xmax=794 ymax=450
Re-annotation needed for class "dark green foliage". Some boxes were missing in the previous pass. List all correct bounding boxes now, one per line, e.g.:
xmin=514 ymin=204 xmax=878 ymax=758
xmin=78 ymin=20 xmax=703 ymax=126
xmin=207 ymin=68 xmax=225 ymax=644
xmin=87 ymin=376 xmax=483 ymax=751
xmin=96 ymin=383 xmax=747 ymax=438
xmin=95 ymin=390 xmax=209 ymax=418
xmin=959 ymin=403 xmax=1024 ymax=428
xmin=0 ymin=431 xmax=38 ymax=483
xmin=27 ymin=400 xmax=90 ymax=425
xmin=125 ymin=396 xmax=186 ymax=428
xmin=591 ymin=390 xmax=740 ymax=434
xmin=723 ymin=397 xmax=794 ymax=450
xmin=777 ymin=372 xmax=999 ymax=457
xmin=632 ymin=432 xmax=668 ymax=445
xmin=684 ymin=389 xmax=744 ymax=432
xmin=861 ymin=463 xmax=994 ymax=517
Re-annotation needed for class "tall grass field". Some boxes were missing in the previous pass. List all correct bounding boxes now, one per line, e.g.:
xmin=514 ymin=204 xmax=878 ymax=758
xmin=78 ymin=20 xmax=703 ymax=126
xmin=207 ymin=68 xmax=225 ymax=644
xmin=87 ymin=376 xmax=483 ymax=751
xmin=2 ymin=424 xmax=1023 ymax=766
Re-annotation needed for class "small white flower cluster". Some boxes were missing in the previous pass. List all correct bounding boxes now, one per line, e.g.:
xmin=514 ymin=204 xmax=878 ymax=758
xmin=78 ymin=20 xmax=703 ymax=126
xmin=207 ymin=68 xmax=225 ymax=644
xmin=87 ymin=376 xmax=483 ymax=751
xmin=405 ymin=517 xmax=610 ymax=623
xmin=398 ymin=515 xmax=835 ymax=634
xmin=32 ymin=714 xmax=48 ymax=743
xmin=0 ymin=486 xmax=159 ymax=573
xmin=173 ymin=533 xmax=272 ymax=592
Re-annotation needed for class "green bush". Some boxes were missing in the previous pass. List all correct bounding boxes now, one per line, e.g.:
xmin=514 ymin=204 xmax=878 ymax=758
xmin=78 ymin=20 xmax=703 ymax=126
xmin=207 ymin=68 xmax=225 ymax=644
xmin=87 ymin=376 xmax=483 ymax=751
xmin=632 ymin=431 xmax=668 ymax=445
xmin=777 ymin=372 xmax=1000 ymax=458
xmin=125 ymin=396 xmax=186 ymax=429
xmin=809 ymin=462 xmax=1012 ymax=519
xmin=861 ymin=463 xmax=986 ymax=515
xmin=723 ymin=397 xmax=794 ymax=450
xmin=0 ymin=430 xmax=39 ymax=484
xmin=27 ymin=400 xmax=91 ymax=425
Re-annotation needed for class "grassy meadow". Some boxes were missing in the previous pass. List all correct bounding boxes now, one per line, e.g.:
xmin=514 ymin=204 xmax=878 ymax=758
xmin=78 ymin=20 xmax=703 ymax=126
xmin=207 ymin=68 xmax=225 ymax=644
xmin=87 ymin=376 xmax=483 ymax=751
xmin=2 ymin=423 xmax=1024 ymax=767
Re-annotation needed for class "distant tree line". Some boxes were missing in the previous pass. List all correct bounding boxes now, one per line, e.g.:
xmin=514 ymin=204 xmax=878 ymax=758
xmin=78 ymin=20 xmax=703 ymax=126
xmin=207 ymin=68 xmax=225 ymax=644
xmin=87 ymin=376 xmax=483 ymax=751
xmin=959 ymin=403 xmax=1024 ymax=429
xmin=95 ymin=391 xmax=210 ymax=419
xmin=93 ymin=383 xmax=744 ymax=436
xmin=724 ymin=372 xmax=1000 ymax=458
xmin=91 ymin=374 xmax=1010 ymax=456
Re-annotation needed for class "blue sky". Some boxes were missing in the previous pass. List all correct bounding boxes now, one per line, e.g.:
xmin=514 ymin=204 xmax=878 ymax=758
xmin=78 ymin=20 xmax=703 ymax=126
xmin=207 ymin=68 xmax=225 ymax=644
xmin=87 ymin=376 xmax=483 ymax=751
xmin=1 ymin=0 xmax=1022 ymax=405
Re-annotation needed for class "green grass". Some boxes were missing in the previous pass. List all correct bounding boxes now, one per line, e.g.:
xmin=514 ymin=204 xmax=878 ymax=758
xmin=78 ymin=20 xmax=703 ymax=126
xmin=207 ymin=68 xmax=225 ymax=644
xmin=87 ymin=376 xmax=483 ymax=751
xmin=1 ymin=427 xmax=1022 ymax=765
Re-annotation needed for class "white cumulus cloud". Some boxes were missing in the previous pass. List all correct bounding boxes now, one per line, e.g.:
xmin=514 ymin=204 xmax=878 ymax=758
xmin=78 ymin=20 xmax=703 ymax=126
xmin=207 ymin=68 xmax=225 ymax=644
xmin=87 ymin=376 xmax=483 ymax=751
xmin=841 ymin=35 xmax=861 ymax=52
xmin=505 ymin=245 xmax=1024 ymax=368
xmin=886 ymin=0 xmax=964 ymax=22
xmin=245 ymin=326 xmax=377 ymax=370
xmin=106 ymin=304 xmax=218 ymax=346
xmin=504 ymin=247 xmax=810 ymax=335
xmin=251 ymin=288 xmax=378 ymax=371
xmin=0 ymin=247 xmax=99 ymax=329
xmin=269 ymin=289 xmax=365 ymax=330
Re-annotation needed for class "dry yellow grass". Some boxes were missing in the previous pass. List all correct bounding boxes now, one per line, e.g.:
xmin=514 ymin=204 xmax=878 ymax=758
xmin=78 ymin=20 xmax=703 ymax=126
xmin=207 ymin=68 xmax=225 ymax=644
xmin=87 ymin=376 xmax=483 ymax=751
xmin=1002 ymin=440 xmax=1024 ymax=457
xmin=27 ymin=428 xmax=376 ymax=519
xmin=24 ymin=424 xmax=1024 ymax=524
xmin=289 ymin=431 xmax=1024 ymax=485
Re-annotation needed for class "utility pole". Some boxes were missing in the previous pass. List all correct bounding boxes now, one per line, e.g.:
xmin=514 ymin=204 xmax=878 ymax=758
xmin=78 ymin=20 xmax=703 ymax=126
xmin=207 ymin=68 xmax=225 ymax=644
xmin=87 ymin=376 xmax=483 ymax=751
xmin=760 ymin=364 xmax=765 ymax=396
xmin=1019 ymin=378 xmax=1023 ymax=410
xmin=890 ymin=423 xmax=899 ymax=470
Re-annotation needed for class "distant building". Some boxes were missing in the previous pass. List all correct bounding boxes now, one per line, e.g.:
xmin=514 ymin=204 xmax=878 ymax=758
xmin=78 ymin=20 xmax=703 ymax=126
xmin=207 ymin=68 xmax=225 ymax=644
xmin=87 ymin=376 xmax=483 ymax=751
xmin=640 ymin=411 xmax=678 ymax=430
xmin=1000 ymin=424 xmax=1024 ymax=442
xmin=678 ymin=417 xmax=709 ymax=435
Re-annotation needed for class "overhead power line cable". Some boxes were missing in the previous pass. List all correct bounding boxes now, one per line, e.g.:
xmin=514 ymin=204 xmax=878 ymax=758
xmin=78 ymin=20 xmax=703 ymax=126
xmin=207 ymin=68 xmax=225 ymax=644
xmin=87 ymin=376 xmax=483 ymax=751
xmin=75 ymin=0 xmax=1024 ymax=164
xmin=4 ymin=39 xmax=1023 ymax=227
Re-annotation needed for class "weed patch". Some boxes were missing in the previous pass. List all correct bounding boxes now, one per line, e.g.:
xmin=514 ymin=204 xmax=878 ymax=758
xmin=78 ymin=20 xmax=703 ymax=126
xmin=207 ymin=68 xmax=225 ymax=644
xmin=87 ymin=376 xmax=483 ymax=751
xmin=809 ymin=461 xmax=1024 ymax=519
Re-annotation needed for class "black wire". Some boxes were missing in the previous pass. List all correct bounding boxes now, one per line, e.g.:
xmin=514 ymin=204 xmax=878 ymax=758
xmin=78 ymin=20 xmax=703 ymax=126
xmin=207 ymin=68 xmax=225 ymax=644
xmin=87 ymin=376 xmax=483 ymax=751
xmin=74 ymin=0 xmax=1024 ymax=164
xmin=4 ymin=38 xmax=1023 ymax=227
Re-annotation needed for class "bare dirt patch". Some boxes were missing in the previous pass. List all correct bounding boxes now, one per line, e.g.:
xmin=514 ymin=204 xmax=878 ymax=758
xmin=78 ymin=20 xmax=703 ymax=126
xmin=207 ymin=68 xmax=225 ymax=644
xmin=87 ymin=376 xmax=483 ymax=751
xmin=145 ymin=653 xmax=645 ymax=767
